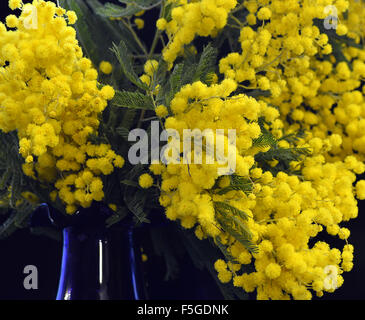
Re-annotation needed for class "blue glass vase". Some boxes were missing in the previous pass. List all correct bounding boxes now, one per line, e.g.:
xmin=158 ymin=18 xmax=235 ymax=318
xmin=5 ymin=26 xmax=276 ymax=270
xmin=32 ymin=203 xmax=147 ymax=300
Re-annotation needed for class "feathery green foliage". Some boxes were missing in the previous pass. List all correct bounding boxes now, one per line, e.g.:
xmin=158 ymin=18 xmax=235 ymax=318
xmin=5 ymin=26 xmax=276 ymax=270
xmin=112 ymin=90 xmax=154 ymax=110
xmin=215 ymin=175 xmax=253 ymax=195
xmin=111 ymin=41 xmax=149 ymax=90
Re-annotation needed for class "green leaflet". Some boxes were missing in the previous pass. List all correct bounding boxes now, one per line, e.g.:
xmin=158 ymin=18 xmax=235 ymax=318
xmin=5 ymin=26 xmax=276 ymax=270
xmin=118 ymin=0 xmax=162 ymax=7
xmin=124 ymin=188 xmax=150 ymax=224
xmin=252 ymin=117 xmax=310 ymax=175
xmin=183 ymin=45 xmax=218 ymax=85
xmin=151 ymin=59 xmax=169 ymax=107
xmin=255 ymin=147 xmax=310 ymax=163
xmin=94 ymin=0 xmax=161 ymax=17
xmin=214 ymin=201 xmax=250 ymax=221
xmin=111 ymin=41 xmax=149 ymax=90
xmin=217 ymin=217 xmax=258 ymax=254
xmin=253 ymin=117 xmax=277 ymax=148
xmin=120 ymin=179 xmax=140 ymax=188
xmin=112 ymin=90 xmax=154 ymax=110
xmin=255 ymin=146 xmax=311 ymax=177
xmin=115 ymin=126 xmax=130 ymax=140
xmin=222 ymin=225 xmax=258 ymax=255
xmin=214 ymin=200 xmax=258 ymax=254
xmin=106 ymin=206 xmax=128 ymax=228
xmin=215 ymin=175 xmax=253 ymax=196
xmin=192 ymin=44 xmax=218 ymax=82
xmin=94 ymin=2 xmax=141 ymax=18
xmin=278 ymin=129 xmax=306 ymax=145
xmin=217 ymin=206 xmax=252 ymax=239
xmin=252 ymin=132 xmax=277 ymax=148
xmin=163 ymin=63 xmax=184 ymax=105
xmin=160 ymin=44 xmax=218 ymax=106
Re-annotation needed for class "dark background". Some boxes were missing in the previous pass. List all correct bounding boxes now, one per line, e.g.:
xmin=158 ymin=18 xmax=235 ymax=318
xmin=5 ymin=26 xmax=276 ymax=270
xmin=0 ymin=1 xmax=364 ymax=300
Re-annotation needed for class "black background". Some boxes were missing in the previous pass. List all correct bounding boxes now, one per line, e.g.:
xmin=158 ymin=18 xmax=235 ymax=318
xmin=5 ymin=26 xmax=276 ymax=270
xmin=0 ymin=0 xmax=364 ymax=300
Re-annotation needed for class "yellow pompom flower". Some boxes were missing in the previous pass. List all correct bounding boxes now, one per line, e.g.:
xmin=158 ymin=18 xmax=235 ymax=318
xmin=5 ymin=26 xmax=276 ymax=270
xmin=9 ymin=0 xmax=22 ymax=10
xmin=257 ymin=7 xmax=272 ymax=20
xmin=265 ymin=263 xmax=281 ymax=279
xmin=66 ymin=11 xmax=77 ymax=24
xmin=149 ymin=161 xmax=165 ymax=175
xmin=155 ymin=105 xmax=169 ymax=118
xmin=5 ymin=14 xmax=18 ymax=28
xmin=100 ymin=86 xmax=115 ymax=100
xmin=25 ymin=155 xmax=33 ymax=163
xmin=336 ymin=24 xmax=348 ymax=36
xmin=139 ymin=173 xmax=154 ymax=189
xmin=156 ymin=18 xmax=167 ymax=30
xmin=135 ymin=18 xmax=144 ymax=29
xmin=99 ymin=61 xmax=113 ymax=75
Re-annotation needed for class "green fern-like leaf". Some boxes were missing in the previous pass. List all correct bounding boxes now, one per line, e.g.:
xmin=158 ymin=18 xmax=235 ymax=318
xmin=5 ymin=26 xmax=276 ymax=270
xmin=217 ymin=218 xmax=258 ymax=254
xmin=163 ymin=63 xmax=184 ymax=106
xmin=112 ymin=90 xmax=154 ymax=110
xmin=106 ymin=206 xmax=128 ymax=228
xmin=255 ymin=147 xmax=310 ymax=163
xmin=215 ymin=175 xmax=253 ymax=195
xmin=94 ymin=2 xmax=141 ymax=18
xmin=252 ymin=131 xmax=277 ymax=149
xmin=193 ymin=44 xmax=218 ymax=82
xmin=111 ymin=41 xmax=149 ymax=90
xmin=214 ymin=201 xmax=249 ymax=221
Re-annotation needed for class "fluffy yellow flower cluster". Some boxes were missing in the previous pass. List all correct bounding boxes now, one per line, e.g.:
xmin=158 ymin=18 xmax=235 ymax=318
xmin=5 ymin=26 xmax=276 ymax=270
xmin=219 ymin=0 xmax=365 ymax=164
xmin=157 ymin=0 xmax=238 ymax=65
xmin=0 ymin=1 xmax=124 ymax=214
xmin=150 ymin=76 xmax=362 ymax=299
xmin=154 ymin=1 xmax=365 ymax=299
xmin=229 ymin=155 xmax=360 ymax=299
xmin=149 ymin=78 xmax=278 ymax=233
xmin=158 ymin=0 xmax=365 ymax=163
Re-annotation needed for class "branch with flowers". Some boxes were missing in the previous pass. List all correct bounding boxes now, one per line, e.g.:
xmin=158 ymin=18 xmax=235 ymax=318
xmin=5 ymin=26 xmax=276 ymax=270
xmin=1 ymin=0 xmax=365 ymax=300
